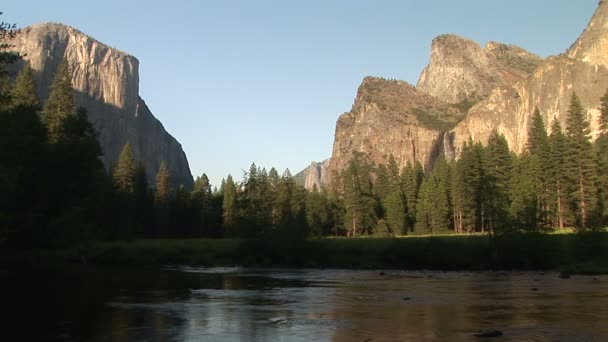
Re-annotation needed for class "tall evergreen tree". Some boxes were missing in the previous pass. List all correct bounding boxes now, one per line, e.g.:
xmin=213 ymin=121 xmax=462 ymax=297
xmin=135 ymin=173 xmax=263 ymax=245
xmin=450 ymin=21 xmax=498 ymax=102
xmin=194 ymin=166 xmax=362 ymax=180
xmin=154 ymin=161 xmax=171 ymax=235
xmin=42 ymin=59 xmax=75 ymax=142
xmin=599 ymin=88 xmax=608 ymax=134
xmin=10 ymin=63 xmax=40 ymax=109
xmin=401 ymin=161 xmax=423 ymax=233
xmin=192 ymin=173 xmax=213 ymax=236
xmin=595 ymin=89 xmax=608 ymax=224
xmin=548 ymin=118 xmax=571 ymax=228
xmin=485 ymin=131 xmax=513 ymax=233
xmin=133 ymin=161 xmax=153 ymax=236
xmin=527 ymin=108 xmax=551 ymax=228
xmin=113 ymin=143 xmax=136 ymax=194
xmin=342 ymin=152 xmax=377 ymax=236
xmin=222 ymin=174 xmax=237 ymax=236
xmin=565 ymin=93 xmax=596 ymax=228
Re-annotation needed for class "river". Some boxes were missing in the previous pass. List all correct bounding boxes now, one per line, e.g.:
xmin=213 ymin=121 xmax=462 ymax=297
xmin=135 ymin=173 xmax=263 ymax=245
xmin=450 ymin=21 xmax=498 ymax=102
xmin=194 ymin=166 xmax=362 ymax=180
xmin=2 ymin=265 xmax=607 ymax=341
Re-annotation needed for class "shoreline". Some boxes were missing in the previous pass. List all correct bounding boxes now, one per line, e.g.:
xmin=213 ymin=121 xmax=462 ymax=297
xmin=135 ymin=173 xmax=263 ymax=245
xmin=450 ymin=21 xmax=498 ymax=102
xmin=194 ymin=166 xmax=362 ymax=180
xmin=5 ymin=232 xmax=608 ymax=275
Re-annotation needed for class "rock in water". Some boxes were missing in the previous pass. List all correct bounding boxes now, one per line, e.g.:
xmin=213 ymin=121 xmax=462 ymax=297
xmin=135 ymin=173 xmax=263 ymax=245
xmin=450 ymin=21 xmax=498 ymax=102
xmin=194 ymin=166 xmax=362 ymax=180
xmin=473 ymin=329 xmax=503 ymax=338
xmin=10 ymin=23 xmax=194 ymax=189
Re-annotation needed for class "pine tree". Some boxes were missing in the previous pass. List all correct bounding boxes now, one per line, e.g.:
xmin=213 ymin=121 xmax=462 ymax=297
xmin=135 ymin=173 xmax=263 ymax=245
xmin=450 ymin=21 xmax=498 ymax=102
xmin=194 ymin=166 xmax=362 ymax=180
xmin=133 ymin=161 xmax=152 ymax=236
xmin=113 ymin=143 xmax=136 ymax=194
xmin=154 ymin=161 xmax=171 ymax=234
xmin=42 ymin=59 xmax=75 ymax=142
xmin=222 ymin=174 xmax=237 ymax=235
xmin=594 ymin=89 xmax=608 ymax=224
xmin=527 ymin=108 xmax=551 ymax=228
xmin=510 ymin=154 xmax=538 ymax=230
xmin=485 ymin=131 xmax=513 ymax=233
xmin=192 ymin=173 xmax=212 ymax=236
xmin=342 ymin=152 xmax=377 ymax=236
xmin=599 ymin=88 xmax=608 ymax=134
xmin=565 ymin=93 xmax=596 ymax=228
xmin=455 ymin=140 xmax=485 ymax=232
xmin=415 ymin=178 xmax=431 ymax=234
xmin=401 ymin=161 xmax=423 ymax=233
xmin=11 ymin=62 xmax=40 ymax=109
xmin=548 ymin=118 xmax=571 ymax=228
xmin=306 ymin=186 xmax=329 ymax=236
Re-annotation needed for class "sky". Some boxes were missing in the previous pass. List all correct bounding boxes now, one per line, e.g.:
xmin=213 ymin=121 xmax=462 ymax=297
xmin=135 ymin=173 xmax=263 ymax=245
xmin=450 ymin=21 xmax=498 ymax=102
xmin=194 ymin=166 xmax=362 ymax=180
xmin=4 ymin=1 xmax=600 ymax=187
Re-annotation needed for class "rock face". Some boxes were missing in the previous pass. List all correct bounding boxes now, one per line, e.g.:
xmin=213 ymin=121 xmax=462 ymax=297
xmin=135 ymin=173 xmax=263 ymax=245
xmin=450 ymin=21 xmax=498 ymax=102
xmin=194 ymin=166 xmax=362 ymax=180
xmin=325 ymin=77 xmax=464 ymax=183
xmin=453 ymin=2 xmax=608 ymax=153
xmin=10 ymin=23 xmax=193 ymax=189
xmin=304 ymin=159 xmax=329 ymax=190
xmin=323 ymin=2 xmax=608 ymax=186
xmin=417 ymin=34 xmax=542 ymax=104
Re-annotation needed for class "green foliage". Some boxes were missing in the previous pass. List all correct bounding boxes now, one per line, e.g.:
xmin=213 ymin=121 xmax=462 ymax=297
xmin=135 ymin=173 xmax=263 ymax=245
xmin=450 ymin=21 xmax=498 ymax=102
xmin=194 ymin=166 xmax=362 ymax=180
xmin=341 ymin=152 xmax=378 ymax=236
xmin=42 ymin=59 xmax=76 ymax=143
xmin=548 ymin=118 xmax=572 ymax=228
xmin=411 ymin=106 xmax=465 ymax=131
xmin=113 ymin=143 xmax=136 ymax=194
xmin=154 ymin=161 xmax=171 ymax=234
xmin=221 ymin=174 xmax=237 ymax=235
xmin=565 ymin=93 xmax=597 ymax=228
xmin=599 ymin=88 xmax=608 ymax=134
xmin=10 ymin=62 xmax=40 ymax=109
xmin=0 ymin=13 xmax=20 ymax=110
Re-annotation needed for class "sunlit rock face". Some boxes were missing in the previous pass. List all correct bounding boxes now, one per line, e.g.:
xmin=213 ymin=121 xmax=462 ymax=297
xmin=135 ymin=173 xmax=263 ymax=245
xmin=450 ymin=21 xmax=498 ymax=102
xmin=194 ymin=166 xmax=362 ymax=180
xmin=11 ymin=23 xmax=193 ymax=189
xmin=324 ymin=77 xmax=464 ymax=184
xmin=452 ymin=2 xmax=608 ymax=153
xmin=417 ymin=34 xmax=542 ymax=104
xmin=323 ymin=2 xmax=608 ymax=186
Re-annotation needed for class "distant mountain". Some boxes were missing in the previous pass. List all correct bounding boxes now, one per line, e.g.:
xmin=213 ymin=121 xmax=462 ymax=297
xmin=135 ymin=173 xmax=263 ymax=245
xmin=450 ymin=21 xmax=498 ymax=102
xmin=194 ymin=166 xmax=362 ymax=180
xmin=294 ymin=160 xmax=329 ymax=191
xmin=10 ymin=23 xmax=194 ymax=189
xmin=320 ymin=2 xmax=608 ymax=185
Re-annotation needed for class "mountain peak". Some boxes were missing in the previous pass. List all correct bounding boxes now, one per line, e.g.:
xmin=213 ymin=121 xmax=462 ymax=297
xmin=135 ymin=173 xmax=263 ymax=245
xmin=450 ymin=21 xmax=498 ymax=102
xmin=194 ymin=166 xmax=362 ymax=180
xmin=567 ymin=1 xmax=608 ymax=67
xmin=417 ymin=33 xmax=542 ymax=104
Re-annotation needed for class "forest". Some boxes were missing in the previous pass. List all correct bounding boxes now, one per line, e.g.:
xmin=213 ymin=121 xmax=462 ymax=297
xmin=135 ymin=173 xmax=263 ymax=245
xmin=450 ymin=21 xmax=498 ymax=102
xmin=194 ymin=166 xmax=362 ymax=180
xmin=2 ymin=18 xmax=608 ymax=254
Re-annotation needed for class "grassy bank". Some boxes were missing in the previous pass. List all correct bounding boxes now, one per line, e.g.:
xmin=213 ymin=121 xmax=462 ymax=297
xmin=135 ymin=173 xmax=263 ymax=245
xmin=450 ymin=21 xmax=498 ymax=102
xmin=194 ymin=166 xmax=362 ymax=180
xmin=24 ymin=232 xmax=608 ymax=274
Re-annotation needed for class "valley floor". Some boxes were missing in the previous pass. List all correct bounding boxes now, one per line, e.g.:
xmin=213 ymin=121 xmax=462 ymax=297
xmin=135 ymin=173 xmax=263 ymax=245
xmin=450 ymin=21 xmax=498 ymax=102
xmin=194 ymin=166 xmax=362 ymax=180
xmin=20 ymin=231 xmax=608 ymax=275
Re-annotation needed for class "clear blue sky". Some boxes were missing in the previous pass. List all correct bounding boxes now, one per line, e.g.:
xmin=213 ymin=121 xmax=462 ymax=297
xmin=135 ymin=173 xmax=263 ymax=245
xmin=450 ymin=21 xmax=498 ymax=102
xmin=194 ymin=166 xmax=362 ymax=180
xmin=5 ymin=1 xmax=599 ymax=187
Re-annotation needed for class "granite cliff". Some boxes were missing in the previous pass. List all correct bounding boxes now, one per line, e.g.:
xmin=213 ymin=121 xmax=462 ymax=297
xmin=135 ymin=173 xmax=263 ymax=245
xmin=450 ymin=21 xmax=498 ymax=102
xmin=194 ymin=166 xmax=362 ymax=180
xmin=317 ymin=2 xmax=608 ymax=188
xmin=294 ymin=160 xmax=329 ymax=190
xmin=452 ymin=2 xmax=608 ymax=154
xmin=10 ymin=23 xmax=193 ymax=189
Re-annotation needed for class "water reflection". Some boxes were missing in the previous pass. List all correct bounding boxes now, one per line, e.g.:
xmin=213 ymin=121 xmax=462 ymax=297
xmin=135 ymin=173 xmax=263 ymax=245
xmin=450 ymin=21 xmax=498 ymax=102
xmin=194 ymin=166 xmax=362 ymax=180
xmin=3 ymin=265 xmax=608 ymax=341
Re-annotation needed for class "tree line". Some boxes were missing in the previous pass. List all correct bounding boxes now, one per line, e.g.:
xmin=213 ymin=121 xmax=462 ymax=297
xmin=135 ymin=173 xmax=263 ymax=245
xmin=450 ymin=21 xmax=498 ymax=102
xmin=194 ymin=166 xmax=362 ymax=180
xmin=2 ymin=15 xmax=608 ymax=249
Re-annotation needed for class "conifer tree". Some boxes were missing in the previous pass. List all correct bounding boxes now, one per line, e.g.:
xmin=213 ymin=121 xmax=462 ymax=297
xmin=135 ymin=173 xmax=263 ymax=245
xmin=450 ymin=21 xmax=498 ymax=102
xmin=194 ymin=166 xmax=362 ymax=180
xmin=42 ymin=59 xmax=75 ymax=142
xmin=113 ymin=143 xmax=136 ymax=194
xmin=510 ymin=154 xmax=538 ymax=230
xmin=599 ymin=88 xmax=608 ymax=134
xmin=548 ymin=118 xmax=570 ymax=228
xmin=222 ymin=174 xmax=237 ymax=235
xmin=485 ymin=131 xmax=513 ymax=233
xmin=594 ymin=89 xmax=608 ymax=224
xmin=192 ymin=173 xmax=212 ymax=236
xmin=401 ymin=161 xmax=423 ymax=232
xmin=565 ymin=93 xmax=596 ymax=228
xmin=342 ymin=152 xmax=377 ymax=236
xmin=11 ymin=63 xmax=40 ymax=109
xmin=133 ymin=161 xmax=152 ymax=236
xmin=306 ymin=185 xmax=329 ymax=236
xmin=154 ymin=161 xmax=171 ymax=234
xmin=527 ymin=108 xmax=551 ymax=228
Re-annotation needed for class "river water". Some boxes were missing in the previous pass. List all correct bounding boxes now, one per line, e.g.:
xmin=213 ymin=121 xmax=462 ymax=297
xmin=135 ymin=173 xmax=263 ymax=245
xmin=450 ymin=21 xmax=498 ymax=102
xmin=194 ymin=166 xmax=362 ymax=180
xmin=2 ymin=265 xmax=608 ymax=341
